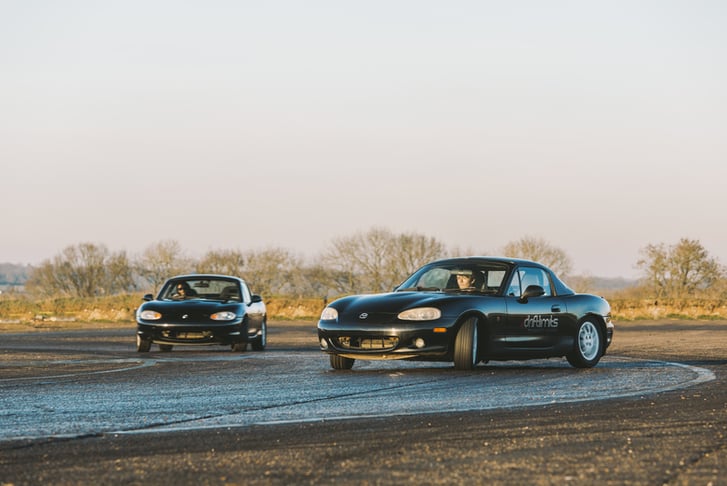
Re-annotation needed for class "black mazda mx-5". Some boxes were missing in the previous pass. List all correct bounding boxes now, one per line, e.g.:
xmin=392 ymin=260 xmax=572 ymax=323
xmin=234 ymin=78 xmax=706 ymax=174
xmin=318 ymin=257 xmax=613 ymax=370
xmin=136 ymin=274 xmax=266 ymax=352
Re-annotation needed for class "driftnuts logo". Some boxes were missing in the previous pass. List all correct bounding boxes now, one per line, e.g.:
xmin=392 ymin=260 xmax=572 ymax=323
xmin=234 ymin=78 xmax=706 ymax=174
xmin=523 ymin=315 xmax=559 ymax=328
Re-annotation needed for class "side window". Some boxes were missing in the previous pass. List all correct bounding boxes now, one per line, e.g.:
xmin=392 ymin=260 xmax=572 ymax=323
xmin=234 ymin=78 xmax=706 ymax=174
xmin=485 ymin=270 xmax=506 ymax=291
xmin=507 ymin=268 xmax=552 ymax=297
xmin=241 ymin=282 xmax=252 ymax=303
xmin=507 ymin=271 xmax=523 ymax=297
xmin=540 ymin=270 xmax=552 ymax=296
xmin=519 ymin=267 xmax=552 ymax=297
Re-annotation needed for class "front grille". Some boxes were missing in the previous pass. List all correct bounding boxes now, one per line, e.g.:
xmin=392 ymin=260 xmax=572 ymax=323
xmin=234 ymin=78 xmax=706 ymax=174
xmin=161 ymin=330 xmax=213 ymax=340
xmin=336 ymin=336 xmax=399 ymax=350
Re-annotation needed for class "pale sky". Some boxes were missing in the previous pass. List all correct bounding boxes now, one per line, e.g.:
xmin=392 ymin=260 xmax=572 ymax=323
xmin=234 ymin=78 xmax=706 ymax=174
xmin=2 ymin=1 xmax=725 ymax=279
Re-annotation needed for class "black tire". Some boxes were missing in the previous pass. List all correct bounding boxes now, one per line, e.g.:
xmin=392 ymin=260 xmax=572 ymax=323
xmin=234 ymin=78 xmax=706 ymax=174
xmin=251 ymin=320 xmax=267 ymax=351
xmin=330 ymin=354 xmax=355 ymax=370
xmin=566 ymin=318 xmax=603 ymax=368
xmin=453 ymin=317 xmax=478 ymax=370
xmin=232 ymin=342 xmax=247 ymax=352
xmin=136 ymin=334 xmax=151 ymax=353
xmin=159 ymin=344 xmax=173 ymax=352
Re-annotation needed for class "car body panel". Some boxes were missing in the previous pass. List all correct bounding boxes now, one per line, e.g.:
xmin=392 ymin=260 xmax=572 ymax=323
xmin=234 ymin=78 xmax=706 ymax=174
xmin=318 ymin=257 xmax=613 ymax=368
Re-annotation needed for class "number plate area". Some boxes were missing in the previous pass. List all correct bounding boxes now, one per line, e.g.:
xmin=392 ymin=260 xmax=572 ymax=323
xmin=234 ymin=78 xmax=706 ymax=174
xmin=336 ymin=336 xmax=399 ymax=350
xmin=161 ymin=330 xmax=213 ymax=340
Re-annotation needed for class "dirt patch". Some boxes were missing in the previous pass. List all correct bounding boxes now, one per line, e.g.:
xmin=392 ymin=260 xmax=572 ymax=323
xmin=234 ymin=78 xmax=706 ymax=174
xmin=610 ymin=319 xmax=727 ymax=363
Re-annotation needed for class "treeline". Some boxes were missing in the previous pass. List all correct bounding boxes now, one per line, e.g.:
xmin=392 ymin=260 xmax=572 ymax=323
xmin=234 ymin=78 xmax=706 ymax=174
xmin=0 ymin=263 xmax=31 ymax=287
xmin=5 ymin=229 xmax=727 ymax=302
xmin=4 ymin=295 xmax=726 ymax=324
xmin=22 ymin=228 xmax=450 ymax=299
xmin=9 ymin=231 xmax=575 ymax=299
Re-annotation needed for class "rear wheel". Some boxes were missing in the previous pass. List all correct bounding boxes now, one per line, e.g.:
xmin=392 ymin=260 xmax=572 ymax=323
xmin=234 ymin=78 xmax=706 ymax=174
xmin=330 ymin=354 xmax=355 ymax=370
xmin=453 ymin=317 xmax=478 ymax=370
xmin=136 ymin=335 xmax=151 ymax=353
xmin=566 ymin=319 xmax=603 ymax=368
xmin=251 ymin=320 xmax=267 ymax=351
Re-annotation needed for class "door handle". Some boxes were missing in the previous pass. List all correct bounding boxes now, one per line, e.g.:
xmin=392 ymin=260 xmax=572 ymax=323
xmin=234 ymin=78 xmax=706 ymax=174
xmin=551 ymin=305 xmax=561 ymax=313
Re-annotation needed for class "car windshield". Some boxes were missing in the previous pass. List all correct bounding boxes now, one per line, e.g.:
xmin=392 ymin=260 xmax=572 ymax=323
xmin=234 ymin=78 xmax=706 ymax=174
xmin=161 ymin=278 xmax=241 ymax=302
xmin=397 ymin=263 xmax=508 ymax=294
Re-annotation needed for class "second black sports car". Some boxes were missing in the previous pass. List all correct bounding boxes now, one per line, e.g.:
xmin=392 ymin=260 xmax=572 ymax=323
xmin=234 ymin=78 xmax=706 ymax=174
xmin=318 ymin=257 xmax=613 ymax=370
xmin=136 ymin=274 xmax=266 ymax=352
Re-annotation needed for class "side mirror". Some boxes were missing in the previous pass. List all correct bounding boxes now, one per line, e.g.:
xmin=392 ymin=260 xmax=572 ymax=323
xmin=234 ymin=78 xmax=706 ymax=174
xmin=519 ymin=285 xmax=545 ymax=303
xmin=250 ymin=294 xmax=263 ymax=304
xmin=143 ymin=293 xmax=153 ymax=302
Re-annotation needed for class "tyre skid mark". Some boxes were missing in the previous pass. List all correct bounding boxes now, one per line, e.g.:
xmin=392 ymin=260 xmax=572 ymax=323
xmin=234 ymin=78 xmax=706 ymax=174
xmin=112 ymin=357 xmax=715 ymax=437
xmin=0 ymin=359 xmax=158 ymax=383
xmin=112 ymin=373 xmax=456 ymax=436
xmin=0 ymin=355 xmax=715 ymax=442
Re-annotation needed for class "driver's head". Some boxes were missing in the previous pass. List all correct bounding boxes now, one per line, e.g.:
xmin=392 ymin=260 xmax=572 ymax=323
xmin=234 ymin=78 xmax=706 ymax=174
xmin=452 ymin=269 xmax=474 ymax=289
xmin=176 ymin=282 xmax=191 ymax=294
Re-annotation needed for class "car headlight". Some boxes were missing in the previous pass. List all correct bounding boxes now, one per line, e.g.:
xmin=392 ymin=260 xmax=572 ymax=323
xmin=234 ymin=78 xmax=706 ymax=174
xmin=211 ymin=311 xmax=237 ymax=321
xmin=320 ymin=307 xmax=338 ymax=320
xmin=139 ymin=310 xmax=162 ymax=320
xmin=398 ymin=307 xmax=441 ymax=321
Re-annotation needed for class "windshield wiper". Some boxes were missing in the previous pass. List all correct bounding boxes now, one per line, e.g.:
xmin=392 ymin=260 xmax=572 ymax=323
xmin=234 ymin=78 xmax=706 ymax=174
xmin=396 ymin=286 xmax=442 ymax=292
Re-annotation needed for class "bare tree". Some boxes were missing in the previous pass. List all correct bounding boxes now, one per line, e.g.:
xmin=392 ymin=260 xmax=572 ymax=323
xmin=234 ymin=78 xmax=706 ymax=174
xmin=26 ymin=243 xmax=133 ymax=297
xmin=500 ymin=236 xmax=573 ymax=276
xmin=322 ymin=227 xmax=446 ymax=294
xmin=295 ymin=263 xmax=349 ymax=300
xmin=196 ymin=249 xmax=246 ymax=276
xmin=637 ymin=238 xmax=723 ymax=298
xmin=106 ymin=251 xmax=136 ymax=293
xmin=390 ymin=231 xmax=447 ymax=286
xmin=135 ymin=240 xmax=193 ymax=293
xmin=240 ymin=247 xmax=303 ymax=297
xmin=26 ymin=261 xmax=65 ymax=298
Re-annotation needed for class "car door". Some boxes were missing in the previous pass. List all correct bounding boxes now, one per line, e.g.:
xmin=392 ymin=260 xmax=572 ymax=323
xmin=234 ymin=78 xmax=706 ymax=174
xmin=504 ymin=266 xmax=565 ymax=349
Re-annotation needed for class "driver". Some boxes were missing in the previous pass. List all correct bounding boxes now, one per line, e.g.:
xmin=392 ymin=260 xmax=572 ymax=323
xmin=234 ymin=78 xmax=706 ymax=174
xmin=172 ymin=282 xmax=193 ymax=300
xmin=452 ymin=269 xmax=475 ymax=290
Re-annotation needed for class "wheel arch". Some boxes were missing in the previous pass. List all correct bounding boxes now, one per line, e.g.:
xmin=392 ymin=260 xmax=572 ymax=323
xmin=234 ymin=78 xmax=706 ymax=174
xmin=451 ymin=310 xmax=489 ymax=348
xmin=567 ymin=312 xmax=607 ymax=368
xmin=580 ymin=312 xmax=607 ymax=342
xmin=453 ymin=310 xmax=488 ymax=327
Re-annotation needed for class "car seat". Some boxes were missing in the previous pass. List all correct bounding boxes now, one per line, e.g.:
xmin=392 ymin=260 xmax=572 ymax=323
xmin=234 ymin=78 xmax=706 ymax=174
xmin=219 ymin=285 xmax=241 ymax=301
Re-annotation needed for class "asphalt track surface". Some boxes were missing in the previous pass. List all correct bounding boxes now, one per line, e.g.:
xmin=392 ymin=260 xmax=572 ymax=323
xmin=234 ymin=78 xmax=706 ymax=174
xmin=0 ymin=320 xmax=725 ymax=485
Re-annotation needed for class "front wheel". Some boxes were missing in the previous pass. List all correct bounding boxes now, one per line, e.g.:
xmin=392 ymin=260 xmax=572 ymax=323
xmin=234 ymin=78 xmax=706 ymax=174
xmin=330 ymin=354 xmax=355 ymax=370
xmin=251 ymin=320 xmax=267 ymax=351
xmin=453 ymin=317 xmax=478 ymax=370
xmin=136 ymin=334 xmax=151 ymax=352
xmin=566 ymin=319 xmax=603 ymax=368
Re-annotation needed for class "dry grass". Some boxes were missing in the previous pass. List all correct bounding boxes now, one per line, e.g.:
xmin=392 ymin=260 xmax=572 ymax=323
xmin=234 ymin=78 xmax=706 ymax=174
xmin=0 ymin=294 xmax=326 ymax=331
xmin=609 ymin=298 xmax=727 ymax=321
xmin=2 ymin=295 xmax=726 ymax=332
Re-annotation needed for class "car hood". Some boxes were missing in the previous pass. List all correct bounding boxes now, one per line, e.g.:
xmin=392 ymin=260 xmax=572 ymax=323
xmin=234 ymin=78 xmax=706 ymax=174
xmin=140 ymin=299 xmax=242 ymax=319
xmin=330 ymin=291 xmax=464 ymax=320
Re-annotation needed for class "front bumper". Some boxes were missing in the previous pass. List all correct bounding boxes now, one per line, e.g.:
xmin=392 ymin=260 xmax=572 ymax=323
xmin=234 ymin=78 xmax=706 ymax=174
xmin=605 ymin=317 xmax=615 ymax=349
xmin=137 ymin=320 xmax=248 ymax=346
xmin=317 ymin=320 xmax=456 ymax=360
